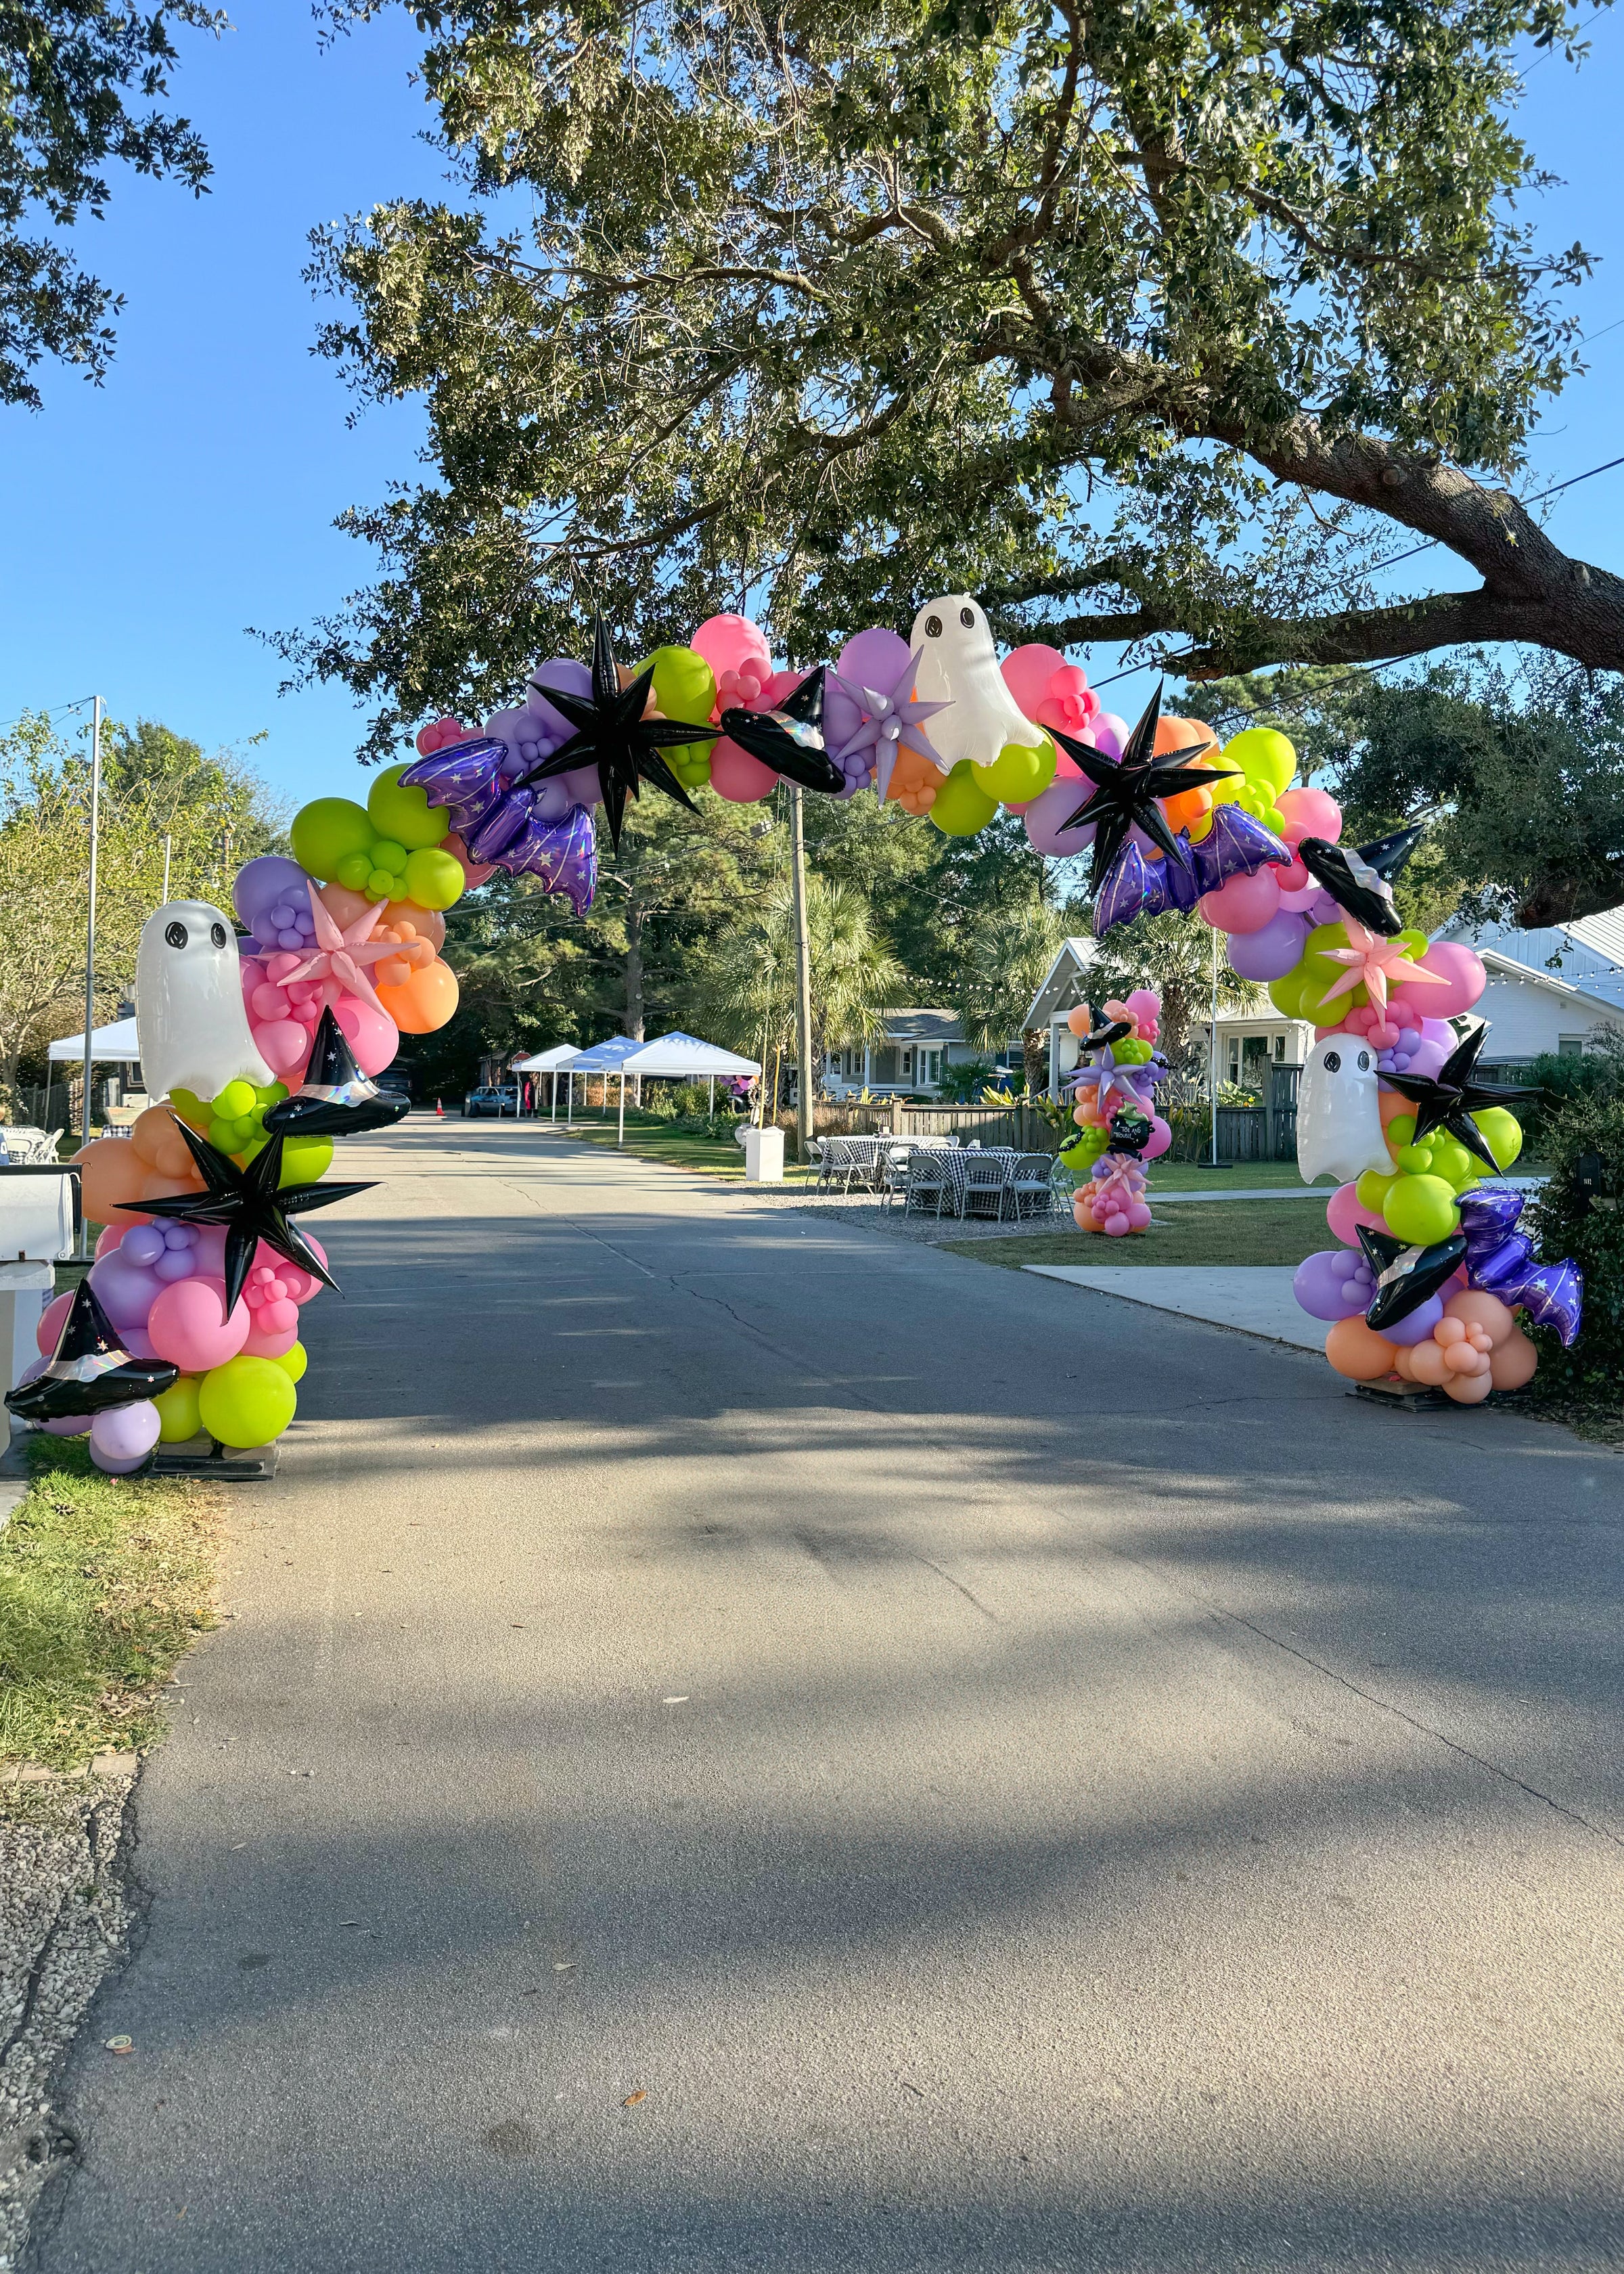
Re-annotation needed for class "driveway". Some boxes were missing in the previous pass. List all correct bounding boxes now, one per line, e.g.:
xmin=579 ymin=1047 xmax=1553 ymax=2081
xmin=32 ymin=1120 xmax=1624 ymax=2272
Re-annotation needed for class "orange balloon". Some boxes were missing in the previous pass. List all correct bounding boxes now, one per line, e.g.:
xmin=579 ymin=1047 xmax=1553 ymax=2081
xmin=141 ymin=1167 xmax=204 ymax=1206
xmin=1407 ymin=1339 xmax=1449 ymax=1385
xmin=382 ymin=899 xmax=446 ymax=951
xmin=1378 ymin=1088 xmax=1412 ymax=1131
xmin=1066 ymin=1006 xmax=1092 ymax=1039
xmin=72 ymin=1136 xmax=152 ymax=1226
xmin=1160 ymin=786 xmax=1213 ymax=832
xmin=882 ymin=746 xmax=940 ymax=816
xmin=1325 ymin=1316 xmax=1397 ymax=1381
xmin=1489 ymin=1329 xmax=1538 ymax=1389
xmin=375 ymin=958 xmax=459 ymax=1034
xmin=319 ymin=880 xmax=385 ymax=931
xmin=130 ymin=1106 xmax=195 ymax=1178
xmin=1443 ymin=1370 xmax=1493 ymax=1404
xmin=1154 ymin=716 xmax=1213 ymax=754
xmin=1390 ymin=1345 xmax=1417 ymax=1381
xmin=1443 ymin=1289 xmax=1516 ymax=1347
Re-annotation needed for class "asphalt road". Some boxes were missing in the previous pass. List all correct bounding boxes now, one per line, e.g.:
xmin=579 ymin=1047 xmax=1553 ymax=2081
xmin=32 ymin=1119 xmax=1624 ymax=2273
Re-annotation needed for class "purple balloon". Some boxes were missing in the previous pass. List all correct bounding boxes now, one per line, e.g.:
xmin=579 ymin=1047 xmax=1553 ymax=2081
xmin=1385 ymin=1294 xmax=1445 ymax=1346
xmin=153 ymin=1245 xmax=196 ymax=1283
xmin=233 ymin=855 xmax=311 ymax=932
xmin=1294 ymin=1249 xmax=1370 ymax=1320
xmin=1090 ymin=713 xmax=1127 ymax=760
xmin=87 ymin=1251 xmax=163 ymax=1331
xmin=89 ymin=1400 xmax=161 ymax=1475
xmin=825 ymin=629 xmax=914 ymax=754
xmin=120 ymin=1222 xmax=166 ymax=1268
xmin=1024 ymin=773 xmax=1091 ymax=855
xmin=1225 ymin=909 xmax=1310 ymax=981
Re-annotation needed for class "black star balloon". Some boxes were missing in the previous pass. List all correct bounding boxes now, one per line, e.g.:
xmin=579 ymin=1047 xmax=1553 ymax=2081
xmin=1379 ymin=1020 xmax=1529 ymax=1172
xmin=263 ymin=1008 xmax=410 ymax=1141
xmin=5 ymin=1278 xmax=178 ymax=1425
xmin=1295 ymin=825 xmax=1424 ymax=938
xmin=128 ymin=1115 xmax=376 ymax=1314
xmin=1058 ymin=681 xmax=1233 ymax=892
xmin=717 ymin=666 xmax=845 ymax=795
xmin=514 ymin=615 xmax=705 ymax=851
xmin=1357 ymin=1223 xmax=1469 ymax=1331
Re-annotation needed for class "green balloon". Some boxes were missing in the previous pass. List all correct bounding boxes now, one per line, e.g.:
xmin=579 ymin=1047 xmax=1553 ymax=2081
xmin=1267 ymin=969 xmax=1311 ymax=1020
xmin=639 ymin=645 xmax=717 ymax=786
xmin=154 ymin=1375 xmax=202 ymax=1444
xmin=275 ymin=1341 xmax=308 ymax=1384
xmin=198 ymin=1355 xmax=297 ymax=1450
xmin=971 ymin=736 xmax=1056 ymax=805
xmin=403 ymin=845 xmax=465 ymax=910
xmin=336 ymin=851 xmax=374 ymax=891
xmin=1382 ymin=1172 xmax=1460 ymax=1245
xmin=367 ymin=761 xmax=451 ymax=852
xmin=291 ymin=797 xmax=374 ymax=883
xmin=215 ymin=1079 xmax=256 ymax=1119
xmin=1475 ymin=1105 xmax=1523 ymax=1169
xmin=280 ymin=1134 xmax=333 ymax=1186
xmin=929 ymin=761 xmax=999 ymax=837
xmin=1223 ymin=726 xmax=1297 ymax=798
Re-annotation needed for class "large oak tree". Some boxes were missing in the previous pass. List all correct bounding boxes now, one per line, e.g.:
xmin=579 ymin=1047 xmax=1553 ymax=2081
xmin=293 ymin=0 xmax=1619 ymax=757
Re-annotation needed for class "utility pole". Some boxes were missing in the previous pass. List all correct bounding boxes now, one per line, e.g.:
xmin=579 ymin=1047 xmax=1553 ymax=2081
xmin=788 ymin=783 xmax=815 ymax=1159
xmin=79 ymin=696 xmax=103 ymax=1255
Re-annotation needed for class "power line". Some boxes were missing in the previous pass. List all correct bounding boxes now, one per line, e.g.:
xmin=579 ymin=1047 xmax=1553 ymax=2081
xmin=0 ymin=693 xmax=97 ymax=737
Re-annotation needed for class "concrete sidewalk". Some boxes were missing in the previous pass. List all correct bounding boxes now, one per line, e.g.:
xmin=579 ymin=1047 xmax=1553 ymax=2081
xmin=33 ymin=1119 xmax=1624 ymax=2274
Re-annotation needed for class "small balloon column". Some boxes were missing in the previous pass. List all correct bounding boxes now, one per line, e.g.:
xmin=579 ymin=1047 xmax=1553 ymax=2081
xmin=11 ymin=763 xmax=472 ymax=1470
xmin=1057 ymin=994 xmax=1172 ymax=1235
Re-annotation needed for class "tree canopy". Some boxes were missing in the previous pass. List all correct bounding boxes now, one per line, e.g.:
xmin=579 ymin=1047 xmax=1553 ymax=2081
xmin=0 ymin=2 xmax=224 ymax=407
xmin=288 ymin=0 xmax=1621 ymax=761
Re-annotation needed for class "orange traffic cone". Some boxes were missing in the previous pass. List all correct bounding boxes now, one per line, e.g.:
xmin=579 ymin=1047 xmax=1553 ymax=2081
xmin=435 ymin=1097 xmax=445 ymax=1119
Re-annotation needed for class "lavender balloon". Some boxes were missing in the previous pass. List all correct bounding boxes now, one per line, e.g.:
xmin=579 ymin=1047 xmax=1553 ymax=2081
xmin=89 ymin=1400 xmax=161 ymax=1475
xmin=1385 ymin=1294 xmax=1445 ymax=1347
xmin=87 ymin=1251 xmax=163 ymax=1331
xmin=1226 ymin=909 xmax=1309 ymax=981
xmin=1293 ymin=1249 xmax=1370 ymax=1321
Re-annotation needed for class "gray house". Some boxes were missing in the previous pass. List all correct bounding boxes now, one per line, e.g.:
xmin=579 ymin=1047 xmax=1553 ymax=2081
xmin=823 ymin=1010 xmax=995 ymax=1097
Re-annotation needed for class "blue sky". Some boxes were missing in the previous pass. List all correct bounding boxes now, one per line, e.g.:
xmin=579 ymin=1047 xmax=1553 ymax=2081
xmin=1 ymin=7 xmax=1621 ymax=810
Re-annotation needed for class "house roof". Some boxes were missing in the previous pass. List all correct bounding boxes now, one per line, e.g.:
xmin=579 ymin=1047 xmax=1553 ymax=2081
xmin=876 ymin=1010 xmax=964 ymax=1044
xmin=1022 ymin=937 xmax=1098 ymax=1031
xmin=1436 ymin=906 xmax=1624 ymax=1008
xmin=1475 ymin=948 xmax=1624 ymax=1021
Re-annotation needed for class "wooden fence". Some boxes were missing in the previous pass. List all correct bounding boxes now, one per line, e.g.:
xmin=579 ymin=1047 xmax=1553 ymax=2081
xmin=803 ymin=1100 xmax=1059 ymax=1151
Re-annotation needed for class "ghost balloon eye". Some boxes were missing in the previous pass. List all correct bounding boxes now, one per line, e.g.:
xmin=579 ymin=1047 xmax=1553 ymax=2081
xmin=1324 ymin=1050 xmax=1340 ymax=1073
xmin=1357 ymin=1050 xmax=1371 ymax=1071
xmin=960 ymin=606 xmax=976 ymax=628
xmin=164 ymin=921 xmax=188 ymax=950
xmin=924 ymin=615 xmax=943 ymax=638
xmin=210 ymin=922 xmax=228 ymax=949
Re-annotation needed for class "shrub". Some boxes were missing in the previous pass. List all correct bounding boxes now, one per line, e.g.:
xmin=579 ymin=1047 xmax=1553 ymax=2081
xmin=1523 ymin=1090 xmax=1624 ymax=1398
xmin=1501 ymin=1046 xmax=1622 ymax=1153
xmin=936 ymin=1059 xmax=998 ymax=1102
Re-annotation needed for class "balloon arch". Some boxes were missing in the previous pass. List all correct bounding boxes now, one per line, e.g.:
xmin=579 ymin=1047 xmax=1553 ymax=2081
xmin=9 ymin=595 xmax=1580 ymax=1465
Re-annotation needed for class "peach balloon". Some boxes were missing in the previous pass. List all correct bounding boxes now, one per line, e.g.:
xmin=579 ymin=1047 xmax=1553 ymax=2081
xmin=1407 ymin=1340 xmax=1449 ymax=1385
xmin=1489 ymin=1330 xmax=1539 ymax=1389
xmin=74 ymin=1136 xmax=153 ymax=1226
xmin=375 ymin=958 xmax=459 ymax=1035
xmin=382 ymin=900 xmax=446 ymax=952
xmin=140 ymin=1169 xmax=204 ymax=1208
xmin=1443 ymin=1290 xmax=1516 ymax=1347
xmin=319 ymin=881 xmax=381 ymax=931
xmin=1389 ymin=1345 xmax=1417 ymax=1380
xmin=1066 ymin=1007 xmax=1093 ymax=1039
xmin=1325 ymin=1316 xmax=1397 ymax=1380
xmin=1443 ymin=1371 xmax=1493 ymax=1404
xmin=440 ymin=831 xmax=501 ymax=889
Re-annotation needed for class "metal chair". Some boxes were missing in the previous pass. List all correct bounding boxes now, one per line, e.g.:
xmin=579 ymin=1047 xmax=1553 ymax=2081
xmin=1010 ymin=1153 xmax=1057 ymax=1218
xmin=957 ymin=1151 xmax=1013 ymax=1222
xmin=902 ymin=1149 xmax=949 ymax=1216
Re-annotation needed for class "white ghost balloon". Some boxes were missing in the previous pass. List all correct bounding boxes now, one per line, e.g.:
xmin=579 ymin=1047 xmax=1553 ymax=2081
xmin=909 ymin=595 xmax=1050 ymax=772
xmin=1296 ymin=1035 xmax=1391 ymax=1184
xmin=135 ymin=901 xmax=273 ymax=1103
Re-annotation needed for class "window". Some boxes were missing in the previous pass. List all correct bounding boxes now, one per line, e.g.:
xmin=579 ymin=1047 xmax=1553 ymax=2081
xmin=921 ymin=1048 xmax=942 ymax=1086
xmin=1274 ymin=1034 xmax=1286 ymax=1059
xmin=1558 ymin=1034 xmax=1585 ymax=1057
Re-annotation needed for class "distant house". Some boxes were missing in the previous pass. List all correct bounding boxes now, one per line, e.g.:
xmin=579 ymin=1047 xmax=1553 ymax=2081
xmin=1023 ymin=908 xmax=1624 ymax=1100
xmin=823 ymin=1010 xmax=999 ymax=1097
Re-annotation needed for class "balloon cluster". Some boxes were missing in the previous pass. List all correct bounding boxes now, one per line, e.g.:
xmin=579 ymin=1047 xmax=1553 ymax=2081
xmin=12 ymin=755 xmax=453 ymax=1468
xmin=1056 ymin=994 xmax=1172 ymax=1236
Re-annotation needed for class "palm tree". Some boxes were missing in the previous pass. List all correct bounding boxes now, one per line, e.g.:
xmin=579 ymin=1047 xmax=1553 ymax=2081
xmin=953 ymin=897 xmax=1070 ymax=1091
xmin=1085 ymin=912 xmax=1267 ymax=1081
xmin=690 ymin=875 xmax=903 ymax=1106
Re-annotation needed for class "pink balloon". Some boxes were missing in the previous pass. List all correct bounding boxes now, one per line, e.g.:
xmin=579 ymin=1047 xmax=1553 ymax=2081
xmin=148 ymin=1276 xmax=251 ymax=1373
xmin=93 ymin=1224 xmax=125 ymax=1261
xmin=691 ymin=614 xmax=772 ymax=680
xmin=1127 ymin=1201 xmax=1153 ymax=1230
xmin=35 ymin=1290 xmax=72 ymax=1356
xmin=332 ymin=997 xmax=399 ymax=1076
xmin=242 ymin=1317 xmax=300 ymax=1358
xmin=708 ymin=737 xmax=777 ymax=802
xmin=1277 ymin=786 xmax=1342 ymax=842
xmin=1000 ymin=644 xmax=1067 ymax=721
xmin=1200 ymin=866 xmax=1281 ymax=935
xmin=1404 ymin=943 xmax=1485 ymax=1018
xmin=1103 ymin=1212 xmax=1131 ymax=1236
xmin=1142 ymin=1114 xmax=1173 ymax=1161
xmin=253 ymin=1017 xmax=312 ymax=1075
xmin=1326 ymin=1182 xmax=1388 ymax=1247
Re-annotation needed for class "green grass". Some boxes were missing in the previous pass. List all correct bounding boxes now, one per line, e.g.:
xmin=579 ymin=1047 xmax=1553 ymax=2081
xmin=1148 ymin=1159 xmax=1332 ymax=1192
xmin=563 ymin=1111 xmax=816 ymax=1182
xmin=946 ymin=1198 xmax=1334 ymax=1272
xmin=0 ymin=1437 xmax=221 ymax=1770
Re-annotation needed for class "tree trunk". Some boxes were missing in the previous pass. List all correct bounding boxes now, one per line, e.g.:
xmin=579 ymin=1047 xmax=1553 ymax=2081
xmin=1022 ymin=1028 xmax=1047 ymax=1093
xmin=624 ymin=904 xmax=645 ymax=1041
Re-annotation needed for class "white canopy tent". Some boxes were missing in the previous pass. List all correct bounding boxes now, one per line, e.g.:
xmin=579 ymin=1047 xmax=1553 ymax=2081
xmin=614 ymin=1031 xmax=762 ymax=1144
xmin=562 ymin=1036 xmax=641 ymax=1128
xmin=511 ymin=1043 xmax=582 ymax=1119
xmin=47 ymin=1017 xmax=142 ymax=1063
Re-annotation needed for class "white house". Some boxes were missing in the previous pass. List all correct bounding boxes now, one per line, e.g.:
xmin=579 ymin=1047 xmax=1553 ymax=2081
xmin=1023 ymin=935 xmax=1315 ymax=1094
xmin=824 ymin=1010 xmax=993 ymax=1098
xmin=1432 ymin=908 xmax=1624 ymax=1069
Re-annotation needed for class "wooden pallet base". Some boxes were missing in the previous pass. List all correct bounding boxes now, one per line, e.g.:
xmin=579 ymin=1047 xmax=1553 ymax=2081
xmin=150 ymin=1436 xmax=279 ymax=1481
xmin=1351 ymin=1377 xmax=1467 ymax=1414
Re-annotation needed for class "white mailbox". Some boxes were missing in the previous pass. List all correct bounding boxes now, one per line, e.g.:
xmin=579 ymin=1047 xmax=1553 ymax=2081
xmin=1 ymin=1169 xmax=78 ymax=1398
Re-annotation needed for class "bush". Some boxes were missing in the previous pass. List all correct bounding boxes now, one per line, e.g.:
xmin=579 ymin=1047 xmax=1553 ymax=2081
xmin=936 ymin=1059 xmax=998 ymax=1102
xmin=1523 ymin=1090 xmax=1624 ymax=1398
xmin=1502 ymin=1047 xmax=1621 ymax=1154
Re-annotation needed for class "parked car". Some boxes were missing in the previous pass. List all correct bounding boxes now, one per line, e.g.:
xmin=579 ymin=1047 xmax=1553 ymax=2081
xmin=464 ymin=1086 xmax=520 ymax=1117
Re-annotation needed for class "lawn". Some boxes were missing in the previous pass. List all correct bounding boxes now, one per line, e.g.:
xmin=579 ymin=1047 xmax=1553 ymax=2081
xmin=1149 ymin=1159 xmax=1332 ymax=1193
xmin=0 ymin=1437 xmax=221 ymax=1769
xmin=946 ymin=1197 xmax=1334 ymax=1272
xmin=562 ymin=1111 xmax=816 ymax=1182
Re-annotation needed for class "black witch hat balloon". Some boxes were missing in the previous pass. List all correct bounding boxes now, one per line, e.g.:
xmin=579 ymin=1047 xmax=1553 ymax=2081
xmin=264 ymin=1008 xmax=410 ymax=1141
xmin=5 ymin=1279 xmax=179 ymax=1425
